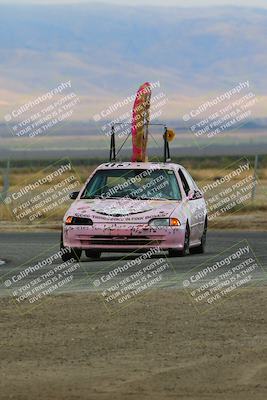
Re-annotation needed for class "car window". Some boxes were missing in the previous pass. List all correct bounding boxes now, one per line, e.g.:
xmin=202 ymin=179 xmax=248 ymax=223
xmin=81 ymin=169 xmax=182 ymax=200
xmin=181 ymin=168 xmax=198 ymax=190
xmin=178 ymin=169 xmax=191 ymax=196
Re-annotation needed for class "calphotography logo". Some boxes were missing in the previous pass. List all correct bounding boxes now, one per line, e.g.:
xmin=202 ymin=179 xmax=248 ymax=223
xmin=3 ymin=159 xmax=81 ymax=224
xmin=0 ymin=245 xmax=82 ymax=312
xmin=87 ymin=247 xmax=176 ymax=312
xmin=198 ymin=158 xmax=260 ymax=226
xmin=182 ymin=240 xmax=266 ymax=313
xmin=182 ymin=81 xmax=260 ymax=149
xmin=4 ymin=81 xmax=80 ymax=139
xmin=92 ymin=80 xmax=169 ymax=140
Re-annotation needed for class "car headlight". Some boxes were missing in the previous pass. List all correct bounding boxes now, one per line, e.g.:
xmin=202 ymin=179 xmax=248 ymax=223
xmin=149 ymin=218 xmax=181 ymax=227
xmin=65 ymin=216 xmax=93 ymax=225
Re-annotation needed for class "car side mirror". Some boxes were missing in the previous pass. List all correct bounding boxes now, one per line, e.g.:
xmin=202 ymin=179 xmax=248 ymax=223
xmin=187 ymin=189 xmax=203 ymax=200
xmin=69 ymin=191 xmax=79 ymax=200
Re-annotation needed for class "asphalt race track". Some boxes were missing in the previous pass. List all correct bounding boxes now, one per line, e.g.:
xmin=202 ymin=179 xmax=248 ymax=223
xmin=0 ymin=230 xmax=266 ymax=297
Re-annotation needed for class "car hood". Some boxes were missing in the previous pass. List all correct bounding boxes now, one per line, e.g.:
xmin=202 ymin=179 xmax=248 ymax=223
xmin=67 ymin=198 xmax=179 ymax=223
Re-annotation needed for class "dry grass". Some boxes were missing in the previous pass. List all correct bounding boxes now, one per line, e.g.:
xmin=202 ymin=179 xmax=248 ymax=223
xmin=0 ymin=166 xmax=266 ymax=228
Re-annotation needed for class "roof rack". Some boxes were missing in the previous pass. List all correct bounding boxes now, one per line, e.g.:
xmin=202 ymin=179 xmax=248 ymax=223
xmin=109 ymin=123 xmax=171 ymax=163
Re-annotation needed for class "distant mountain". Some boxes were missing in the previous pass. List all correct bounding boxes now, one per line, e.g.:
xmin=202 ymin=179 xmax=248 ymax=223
xmin=0 ymin=4 xmax=266 ymax=120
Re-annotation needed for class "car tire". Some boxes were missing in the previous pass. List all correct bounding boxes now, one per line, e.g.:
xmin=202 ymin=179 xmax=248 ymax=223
xmin=189 ymin=219 xmax=207 ymax=255
xmin=60 ymin=232 xmax=82 ymax=262
xmin=85 ymin=250 xmax=101 ymax=259
xmin=168 ymin=223 xmax=190 ymax=257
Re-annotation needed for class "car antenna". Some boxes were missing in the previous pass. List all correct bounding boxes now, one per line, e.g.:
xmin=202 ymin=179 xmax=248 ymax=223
xmin=109 ymin=123 xmax=175 ymax=163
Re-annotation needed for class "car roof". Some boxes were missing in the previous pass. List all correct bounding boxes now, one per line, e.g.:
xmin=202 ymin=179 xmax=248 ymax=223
xmin=95 ymin=162 xmax=184 ymax=171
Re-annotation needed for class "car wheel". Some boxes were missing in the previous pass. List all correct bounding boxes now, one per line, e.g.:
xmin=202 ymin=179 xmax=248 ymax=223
xmin=85 ymin=250 xmax=101 ymax=259
xmin=189 ymin=219 xmax=207 ymax=255
xmin=60 ymin=232 xmax=82 ymax=262
xmin=168 ymin=223 xmax=190 ymax=257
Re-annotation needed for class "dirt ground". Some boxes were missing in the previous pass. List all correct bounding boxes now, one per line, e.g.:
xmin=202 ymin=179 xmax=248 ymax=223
xmin=0 ymin=288 xmax=267 ymax=400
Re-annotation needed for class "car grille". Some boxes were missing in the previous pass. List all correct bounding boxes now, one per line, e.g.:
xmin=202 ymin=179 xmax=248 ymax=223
xmin=79 ymin=235 xmax=163 ymax=246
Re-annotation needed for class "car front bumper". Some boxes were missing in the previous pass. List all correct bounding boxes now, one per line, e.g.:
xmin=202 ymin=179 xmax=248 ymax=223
xmin=63 ymin=222 xmax=186 ymax=251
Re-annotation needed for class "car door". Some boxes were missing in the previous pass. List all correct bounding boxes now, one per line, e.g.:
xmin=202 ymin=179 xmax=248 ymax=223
xmin=178 ymin=168 xmax=205 ymax=243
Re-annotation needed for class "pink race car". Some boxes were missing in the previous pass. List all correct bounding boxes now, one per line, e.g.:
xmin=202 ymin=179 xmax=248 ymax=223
xmin=61 ymin=162 xmax=208 ymax=261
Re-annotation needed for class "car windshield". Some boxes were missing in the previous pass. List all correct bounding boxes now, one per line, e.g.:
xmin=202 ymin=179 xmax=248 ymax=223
xmin=81 ymin=169 xmax=182 ymax=200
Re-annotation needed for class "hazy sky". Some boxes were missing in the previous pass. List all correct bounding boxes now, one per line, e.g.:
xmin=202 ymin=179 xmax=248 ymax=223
xmin=0 ymin=0 xmax=267 ymax=7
